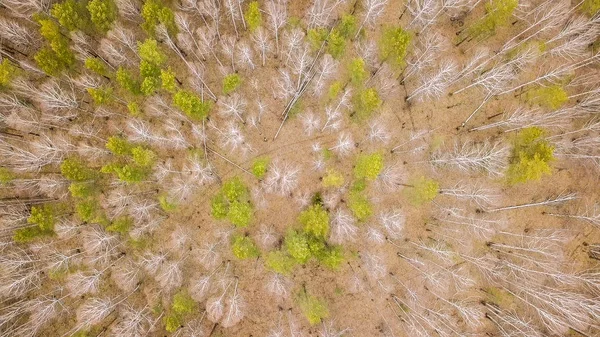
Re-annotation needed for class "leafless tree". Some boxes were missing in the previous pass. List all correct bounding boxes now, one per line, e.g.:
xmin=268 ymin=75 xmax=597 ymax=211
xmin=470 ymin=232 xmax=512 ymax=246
xmin=407 ymin=60 xmax=457 ymax=102
xmin=306 ymin=0 xmax=347 ymax=29
xmin=252 ymin=27 xmax=273 ymax=66
xmin=266 ymin=0 xmax=288 ymax=55
xmin=430 ymin=141 xmax=509 ymax=176
xmin=356 ymin=0 xmax=388 ymax=38
xmin=263 ymin=161 xmax=300 ymax=195
xmin=330 ymin=209 xmax=358 ymax=244
xmin=379 ymin=210 xmax=405 ymax=239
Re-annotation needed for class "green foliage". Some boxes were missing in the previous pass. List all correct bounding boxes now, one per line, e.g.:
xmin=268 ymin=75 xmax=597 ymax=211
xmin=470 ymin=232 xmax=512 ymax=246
xmin=165 ymin=290 xmax=196 ymax=332
xmin=223 ymin=74 xmax=242 ymax=94
xmin=106 ymin=216 xmax=132 ymax=234
xmin=140 ymin=76 xmax=160 ymax=96
xmin=523 ymin=85 xmax=568 ymax=110
xmin=338 ymin=15 xmax=358 ymax=38
xmin=61 ymin=158 xmax=95 ymax=181
xmin=297 ymin=289 xmax=329 ymax=325
xmin=84 ymin=58 xmax=108 ymax=76
xmin=0 ymin=59 xmax=18 ymax=87
xmin=322 ymin=169 xmax=344 ymax=187
xmin=231 ymin=235 xmax=260 ymax=259
xmin=161 ymin=68 xmax=177 ymax=93
xmin=106 ymin=136 xmax=132 ymax=156
xmin=0 ymin=167 xmax=15 ymax=184
xmin=211 ymin=178 xmax=254 ymax=227
xmin=349 ymin=58 xmax=367 ymax=84
xmin=354 ymin=153 xmax=383 ymax=181
xmin=87 ymin=87 xmax=113 ymax=105
xmin=227 ymin=201 xmax=253 ymax=227
xmin=142 ymin=0 xmax=178 ymax=36
xmin=127 ymin=102 xmax=141 ymax=116
xmin=35 ymin=18 xmax=76 ymax=75
xmin=173 ymin=90 xmax=211 ymax=121
xmin=222 ymin=177 xmax=247 ymax=201
xmin=251 ymin=157 xmax=269 ymax=179
xmin=28 ymin=204 xmax=56 ymax=232
xmin=69 ymin=182 xmax=96 ymax=198
xmin=327 ymin=30 xmax=346 ymax=59
xmin=265 ymin=251 xmax=296 ymax=274
xmin=352 ymin=87 xmax=382 ymax=121
xmin=116 ymin=67 xmax=141 ymax=95
xmin=328 ymin=81 xmax=342 ymax=100
xmin=244 ymin=1 xmax=262 ymax=31
xmin=75 ymin=199 xmax=103 ymax=223
xmin=299 ymin=204 xmax=329 ymax=239
xmin=315 ymin=245 xmax=343 ymax=270
xmin=348 ymin=192 xmax=372 ymax=221
xmin=308 ymin=28 xmax=328 ymax=51
xmin=285 ymin=231 xmax=311 ymax=263
xmin=51 ymin=0 xmax=87 ymax=31
xmin=15 ymin=204 xmax=59 ymax=242
xmin=87 ymin=0 xmax=117 ymax=33
xmin=405 ymin=177 xmax=440 ymax=205
xmin=380 ymin=27 xmax=412 ymax=67
xmin=38 ymin=18 xmax=61 ymax=41
xmin=507 ymin=127 xmax=554 ymax=184
xmin=211 ymin=193 xmax=229 ymax=219
xmin=139 ymin=39 xmax=167 ymax=66
xmin=582 ymin=0 xmax=600 ymax=15
xmin=467 ymin=0 xmax=518 ymax=40
xmin=164 ymin=314 xmax=182 ymax=333
xmin=131 ymin=146 xmax=156 ymax=167
xmin=159 ymin=194 xmax=178 ymax=212
xmin=102 ymin=163 xmax=149 ymax=183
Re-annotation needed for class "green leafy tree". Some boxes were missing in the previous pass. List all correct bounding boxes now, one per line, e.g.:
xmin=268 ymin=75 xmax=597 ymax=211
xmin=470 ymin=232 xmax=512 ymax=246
xmin=35 ymin=18 xmax=76 ymax=75
xmin=0 ymin=168 xmax=15 ymax=184
xmin=223 ymin=177 xmax=249 ymax=201
xmin=307 ymin=28 xmax=328 ymax=51
xmin=223 ymin=73 xmax=242 ymax=94
xmin=131 ymin=146 xmax=156 ymax=167
xmin=315 ymin=246 xmax=343 ymax=270
xmin=285 ymin=231 xmax=311 ymax=263
xmin=582 ymin=0 xmax=600 ymax=15
xmin=15 ymin=204 xmax=60 ymax=242
xmin=380 ymin=27 xmax=412 ymax=67
xmin=173 ymin=90 xmax=211 ymax=121
xmin=405 ymin=176 xmax=440 ymax=205
xmin=244 ymin=1 xmax=262 ymax=31
xmin=87 ymin=87 xmax=113 ymax=105
xmin=211 ymin=193 xmax=229 ymax=219
xmin=337 ymin=14 xmax=357 ymax=38
xmin=466 ymin=0 xmax=518 ymax=40
xmin=139 ymin=39 xmax=167 ymax=66
xmin=349 ymin=58 xmax=367 ymax=84
xmin=116 ymin=67 xmax=141 ymax=95
xmin=524 ymin=85 xmax=568 ymax=110
xmin=227 ymin=201 xmax=253 ymax=227
xmin=327 ymin=30 xmax=346 ymax=59
xmin=142 ymin=0 xmax=177 ymax=36
xmin=251 ymin=157 xmax=269 ymax=179
xmin=69 ymin=182 xmax=97 ymax=198
xmin=231 ymin=235 xmax=260 ymax=259
xmin=297 ymin=289 xmax=329 ymax=325
xmin=322 ymin=168 xmax=344 ymax=187
xmin=348 ymin=192 xmax=373 ymax=221
xmin=161 ymin=68 xmax=177 ymax=93
xmin=164 ymin=290 xmax=196 ymax=332
xmin=87 ymin=0 xmax=117 ymax=33
xmin=0 ymin=59 xmax=18 ymax=87
xmin=299 ymin=204 xmax=329 ymax=239
xmin=507 ymin=127 xmax=554 ymax=184
xmin=265 ymin=251 xmax=296 ymax=274
xmin=352 ymin=87 xmax=382 ymax=121
xmin=84 ymin=58 xmax=108 ymax=77
xmin=75 ymin=199 xmax=102 ymax=222
xmin=105 ymin=136 xmax=132 ymax=156
xmin=61 ymin=158 xmax=96 ymax=181
xmin=140 ymin=75 xmax=160 ymax=96
xmin=354 ymin=153 xmax=383 ymax=181
xmin=106 ymin=216 xmax=132 ymax=234
xmin=127 ymin=102 xmax=141 ymax=116
xmin=51 ymin=0 xmax=87 ymax=31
